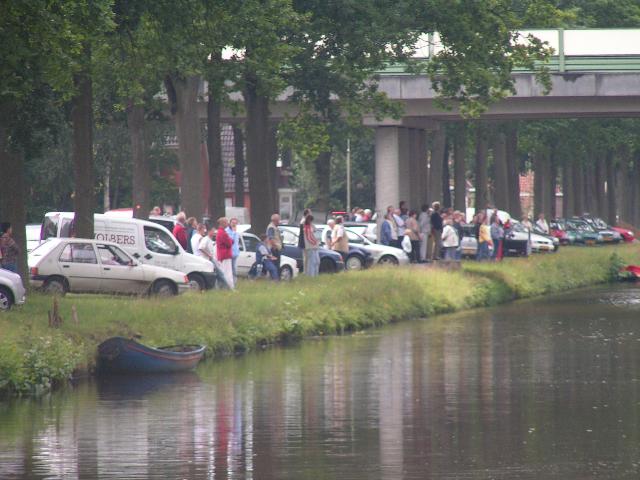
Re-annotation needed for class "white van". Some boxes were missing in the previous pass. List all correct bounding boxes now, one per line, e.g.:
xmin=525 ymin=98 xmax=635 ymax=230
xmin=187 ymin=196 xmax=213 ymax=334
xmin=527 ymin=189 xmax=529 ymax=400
xmin=40 ymin=212 xmax=216 ymax=290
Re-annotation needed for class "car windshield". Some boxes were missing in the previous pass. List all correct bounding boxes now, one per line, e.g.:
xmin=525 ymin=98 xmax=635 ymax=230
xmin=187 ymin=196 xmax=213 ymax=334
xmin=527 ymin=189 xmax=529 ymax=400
xmin=344 ymin=229 xmax=366 ymax=244
xmin=97 ymin=244 xmax=132 ymax=265
xmin=280 ymin=229 xmax=299 ymax=246
xmin=591 ymin=217 xmax=608 ymax=229
xmin=567 ymin=220 xmax=593 ymax=232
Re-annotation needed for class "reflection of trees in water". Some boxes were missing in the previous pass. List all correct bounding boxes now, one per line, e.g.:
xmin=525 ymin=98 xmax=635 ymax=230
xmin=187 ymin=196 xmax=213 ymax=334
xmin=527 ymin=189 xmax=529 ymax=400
xmin=4 ymin=290 xmax=640 ymax=478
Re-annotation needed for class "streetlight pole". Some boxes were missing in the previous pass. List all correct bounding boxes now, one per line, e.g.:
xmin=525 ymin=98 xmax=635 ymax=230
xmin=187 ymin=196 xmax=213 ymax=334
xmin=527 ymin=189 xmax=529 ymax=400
xmin=346 ymin=137 xmax=351 ymax=214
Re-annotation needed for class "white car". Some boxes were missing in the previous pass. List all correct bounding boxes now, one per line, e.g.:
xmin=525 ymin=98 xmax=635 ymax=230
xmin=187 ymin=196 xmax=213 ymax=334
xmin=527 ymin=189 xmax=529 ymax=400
xmin=234 ymin=232 xmax=299 ymax=280
xmin=340 ymin=227 xmax=409 ymax=265
xmin=510 ymin=222 xmax=557 ymax=253
xmin=0 ymin=269 xmax=27 ymax=311
xmin=28 ymin=238 xmax=191 ymax=296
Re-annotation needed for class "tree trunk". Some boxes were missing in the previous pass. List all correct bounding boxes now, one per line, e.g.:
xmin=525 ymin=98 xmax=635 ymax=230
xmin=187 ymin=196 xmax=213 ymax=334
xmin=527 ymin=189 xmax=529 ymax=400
xmin=453 ymin=127 xmax=466 ymax=211
xmin=244 ymin=75 xmax=275 ymax=233
xmin=595 ymin=156 xmax=606 ymax=217
xmin=573 ymin=161 xmax=584 ymax=216
xmin=474 ymin=127 xmax=489 ymax=211
xmin=583 ymin=162 xmax=594 ymax=215
xmin=442 ymin=140 xmax=451 ymax=208
xmin=429 ymin=129 xmax=445 ymax=204
xmin=0 ymin=120 xmax=27 ymax=280
xmin=103 ymin=162 xmax=111 ymax=212
xmin=206 ymin=89 xmax=226 ymax=221
xmin=491 ymin=131 xmax=509 ymax=211
xmin=506 ymin=126 xmax=521 ymax=219
xmin=548 ymin=157 xmax=557 ymax=219
xmin=314 ymin=150 xmax=332 ymax=213
xmin=128 ymin=103 xmax=150 ymax=220
xmin=71 ymin=72 xmax=94 ymax=238
xmin=562 ymin=161 xmax=573 ymax=218
xmin=606 ymin=151 xmax=617 ymax=225
xmin=617 ymin=157 xmax=628 ymax=224
xmin=233 ymin=125 xmax=245 ymax=207
xmin=533 ymin=152 xmax=544 ymax=217
xmin=166 ymin=75 xmax=204 ymax=220
xmin=267 ymin=123 xmax=279 ymax=209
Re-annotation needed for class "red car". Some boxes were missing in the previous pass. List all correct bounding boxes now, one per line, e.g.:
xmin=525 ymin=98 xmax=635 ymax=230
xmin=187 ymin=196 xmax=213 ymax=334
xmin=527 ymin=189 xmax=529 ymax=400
xmin=611 ymin=226 xmax=635 ymax=243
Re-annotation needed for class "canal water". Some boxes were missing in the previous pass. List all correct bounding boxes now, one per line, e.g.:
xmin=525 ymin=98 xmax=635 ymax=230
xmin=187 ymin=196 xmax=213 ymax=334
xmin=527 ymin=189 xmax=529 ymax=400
xmin=2 ymin=285 xmax=640 ymax=479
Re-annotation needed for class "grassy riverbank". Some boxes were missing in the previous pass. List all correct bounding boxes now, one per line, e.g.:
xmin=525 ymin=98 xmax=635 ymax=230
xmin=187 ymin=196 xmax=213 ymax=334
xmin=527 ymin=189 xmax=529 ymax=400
xmin=1 ymin=244 xmax=639 ymax=395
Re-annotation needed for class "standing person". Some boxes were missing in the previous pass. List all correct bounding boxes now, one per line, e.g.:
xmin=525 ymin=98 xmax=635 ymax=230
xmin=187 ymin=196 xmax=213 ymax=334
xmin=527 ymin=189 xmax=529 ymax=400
xmin=521 ymin=215 xmax=533 ymax=231
xmin=393 ymin=209 xmax=405 ymax=249
xmin=198 ymin=227 xmax=229 ymax=289
xmin=399 ymin=200 xmax=408 ymax=219
xmin=430 ymin=202 xmax=443 ymax=261
xmin=452 ymin=211 xmax=464 ymax=261
xmin=324 ymin=219 xmax=336 ymax=249
xmin=150 ymin=206 xmax=162 ymax=216
xmin=476 ymin=215 xmax=493 ymax=261
xmin=173 ymin=212 xmax=189 ymax=251
xmin=380 ymin=213 xmax=394 ymax=246
xmin=441 ymin=217 xmax=460 ymax=261
xmin=297 ymin=209 xmax=311 ymax=271
xmin=255 ymin=235 xmax=279 ymax=281
xmin=266 ymin=213 xmax=283 ymax=272
xmin=385 ymin=206 xmax=399 ymax=247
xmin=418 ymin=204 xmax=431 ymax=262
xmin=490 ymin=215 xmax=505 ymax=261
xmin=190 ymin=223 xmax=206 ymax=255
xmin=331 ymin=216 xmax=349 ymax=261
xmin=363 ymin=209 xmax=372 ymax=221
xmin=303 ymin=215 xmax=320 ymax=276
xmin=405 ymin=211 xmax=421 ymax=263
xmin=226 ymin=218 xmax=241 ymax=284
xmin=536 ymin=212 xmax=549 ymax=234
xmin=216 ymin=217 xmax=235 ymax=289
xmin=0 ymin=223 xmax=20 ymax=273
xmin=185 ymin=217 xmax=197 ymax=253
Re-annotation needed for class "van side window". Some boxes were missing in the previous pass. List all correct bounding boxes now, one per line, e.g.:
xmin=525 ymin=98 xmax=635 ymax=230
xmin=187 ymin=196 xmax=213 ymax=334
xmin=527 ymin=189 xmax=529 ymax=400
xmin=144 ymin=226 xmax=177 ymax=254
xmin=59 ymin=243 xmax=98 ymax=264
xmin=41 ymin=216 xmax=58 ymax=240
xmin=60 ymin=218 xmax=73 ymax=238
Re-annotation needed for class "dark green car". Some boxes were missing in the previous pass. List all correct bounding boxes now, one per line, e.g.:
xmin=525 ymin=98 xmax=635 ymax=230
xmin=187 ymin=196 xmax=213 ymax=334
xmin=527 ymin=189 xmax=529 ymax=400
xmin=562 ymin=218 xmax=599 ymax=245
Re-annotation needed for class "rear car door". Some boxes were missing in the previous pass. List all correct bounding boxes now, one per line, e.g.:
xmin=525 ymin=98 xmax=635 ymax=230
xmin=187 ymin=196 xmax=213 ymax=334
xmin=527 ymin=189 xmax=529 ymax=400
xmin=238 ymin=234 xmax=260 ymax=276
xmin=58 ymin=243 xmax=101 ymax=292
xmin=96 ymin=244 xmax=147 ymax=294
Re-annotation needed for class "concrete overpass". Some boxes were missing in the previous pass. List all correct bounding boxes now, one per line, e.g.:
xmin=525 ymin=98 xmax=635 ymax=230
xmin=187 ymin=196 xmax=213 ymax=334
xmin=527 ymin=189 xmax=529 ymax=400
xmin=218 ymin=29 xmax=640 ymax=213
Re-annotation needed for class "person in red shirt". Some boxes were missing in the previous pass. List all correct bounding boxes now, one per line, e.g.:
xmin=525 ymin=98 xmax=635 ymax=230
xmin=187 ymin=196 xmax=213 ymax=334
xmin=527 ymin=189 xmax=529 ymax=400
xmin=173 ymin=212 xmax=188 ymax=250
xmin=216 ymin=217 xmax=234 ymax=289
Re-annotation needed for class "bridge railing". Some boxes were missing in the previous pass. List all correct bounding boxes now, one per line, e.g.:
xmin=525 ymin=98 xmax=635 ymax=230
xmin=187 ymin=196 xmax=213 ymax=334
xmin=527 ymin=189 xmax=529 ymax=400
xmin=383 ymin=29 xmax=640 ymax=75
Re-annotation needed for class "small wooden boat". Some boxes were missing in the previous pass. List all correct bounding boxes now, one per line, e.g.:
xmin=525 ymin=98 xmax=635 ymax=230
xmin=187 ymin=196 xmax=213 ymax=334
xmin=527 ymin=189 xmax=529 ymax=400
xmin=97 ymin=337 xmax=205 ymax=374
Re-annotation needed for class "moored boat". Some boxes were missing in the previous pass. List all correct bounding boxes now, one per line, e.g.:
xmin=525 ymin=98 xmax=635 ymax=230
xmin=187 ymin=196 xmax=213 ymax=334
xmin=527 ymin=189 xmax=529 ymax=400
xmin=97 ymin=337 xmax=205 ymax=374
xmin=619 ymin=265 xmax=640 ymax=281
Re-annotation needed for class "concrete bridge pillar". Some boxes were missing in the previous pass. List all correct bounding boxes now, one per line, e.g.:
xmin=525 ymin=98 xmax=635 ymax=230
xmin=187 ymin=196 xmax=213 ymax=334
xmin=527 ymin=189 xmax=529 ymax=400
xmin=375 ymin=126 xmax=431 ymax=216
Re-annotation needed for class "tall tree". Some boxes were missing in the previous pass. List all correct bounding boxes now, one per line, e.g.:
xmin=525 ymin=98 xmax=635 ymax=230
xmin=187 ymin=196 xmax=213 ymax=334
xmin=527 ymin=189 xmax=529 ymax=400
xmin=491 ymin=130 xmax=509 ymax=211
xmin=474 ymin=125 xmax=490 ymax=211
xmin=453 ymin=124 xmax=467 ymax=211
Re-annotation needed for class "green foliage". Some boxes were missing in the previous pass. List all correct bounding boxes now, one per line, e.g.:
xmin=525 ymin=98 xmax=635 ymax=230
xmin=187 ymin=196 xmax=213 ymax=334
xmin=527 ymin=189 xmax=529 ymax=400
xmin=2 ymin=244 xmax=638 ymax=396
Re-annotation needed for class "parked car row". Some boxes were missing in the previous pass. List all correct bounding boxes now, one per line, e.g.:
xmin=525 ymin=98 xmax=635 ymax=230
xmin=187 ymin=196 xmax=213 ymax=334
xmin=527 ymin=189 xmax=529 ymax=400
xmin=550 ymin=215 xmax=633 ymax=246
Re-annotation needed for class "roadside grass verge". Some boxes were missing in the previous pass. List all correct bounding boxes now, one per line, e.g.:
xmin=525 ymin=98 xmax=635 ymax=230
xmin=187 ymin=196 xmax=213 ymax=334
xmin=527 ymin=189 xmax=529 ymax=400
xmin=1 ymin=244 xmax=638 ymax=395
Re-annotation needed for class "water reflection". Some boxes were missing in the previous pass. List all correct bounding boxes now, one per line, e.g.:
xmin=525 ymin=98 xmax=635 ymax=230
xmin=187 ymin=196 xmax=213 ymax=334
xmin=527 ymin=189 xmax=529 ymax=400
xmin=2 ymin=285 xmax=640 ymax=479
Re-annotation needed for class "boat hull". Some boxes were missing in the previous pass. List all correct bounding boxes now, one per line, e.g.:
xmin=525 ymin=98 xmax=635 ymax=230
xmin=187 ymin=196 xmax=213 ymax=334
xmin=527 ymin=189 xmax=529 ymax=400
xmin=97 ymin=337 xmax=205 ymax=374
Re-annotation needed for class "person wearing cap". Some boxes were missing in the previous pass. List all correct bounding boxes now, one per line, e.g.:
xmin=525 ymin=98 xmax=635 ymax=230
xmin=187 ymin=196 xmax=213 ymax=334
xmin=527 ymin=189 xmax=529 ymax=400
xmin=266 ymin=213 xmax=283 ymax=271
xmin=0 ymin=222 xmax=20 ymax=273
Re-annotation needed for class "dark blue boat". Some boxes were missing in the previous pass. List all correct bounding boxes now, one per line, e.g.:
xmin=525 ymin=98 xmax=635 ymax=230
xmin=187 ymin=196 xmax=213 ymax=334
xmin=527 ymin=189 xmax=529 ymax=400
xmin=97 ymin=337 xmax=206 ymax=374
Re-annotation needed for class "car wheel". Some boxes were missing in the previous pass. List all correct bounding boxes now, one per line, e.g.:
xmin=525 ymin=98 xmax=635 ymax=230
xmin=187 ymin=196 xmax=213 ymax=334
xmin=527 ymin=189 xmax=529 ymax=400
xmin=0 ymin=286 xmax=13 ymax=311
xmin=44 ymin=277 xmax=67 ymax=296
xmin=280 ymin=265 xmax=293 ymax=281
xmin=319 ymin=257 xmax=336 ymax=274
xmin=378 ymin=255 xmax=399 ymax=266
xmin=346 ymin=254 xmax=364 ymax=271
xmin=187 ymin=273 xmax=206 ymax=291
xmin=152 ymin=279 xmax=177 ymax=297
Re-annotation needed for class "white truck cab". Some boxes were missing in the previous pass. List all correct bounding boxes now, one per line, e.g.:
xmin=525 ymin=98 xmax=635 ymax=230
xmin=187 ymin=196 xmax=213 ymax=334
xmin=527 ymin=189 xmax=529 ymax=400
xmin=41 ymin=212 xmax=216 ymax=290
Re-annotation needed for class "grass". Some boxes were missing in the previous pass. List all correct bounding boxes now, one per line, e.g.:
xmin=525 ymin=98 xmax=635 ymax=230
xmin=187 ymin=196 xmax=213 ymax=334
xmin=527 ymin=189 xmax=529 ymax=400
xmin=1 ymin=244 xmax=639 ymax=395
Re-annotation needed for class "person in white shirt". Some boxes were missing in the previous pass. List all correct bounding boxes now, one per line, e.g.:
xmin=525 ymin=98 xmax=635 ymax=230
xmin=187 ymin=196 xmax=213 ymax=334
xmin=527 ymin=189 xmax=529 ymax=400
xmin=190 ymin=223 xmax=206 ymax=255
xmin=441 ymin=217 xmax=460 ymax=261
xmin=536 ymin=213 xmax=549 ymax=234
xmin=198 ymin=227 xmax=215 ymax=261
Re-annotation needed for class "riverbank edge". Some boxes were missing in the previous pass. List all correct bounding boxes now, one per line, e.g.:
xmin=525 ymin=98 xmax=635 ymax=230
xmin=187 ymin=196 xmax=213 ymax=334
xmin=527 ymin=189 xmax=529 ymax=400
xmin=1 ymin=245 xmax=638 ymax=396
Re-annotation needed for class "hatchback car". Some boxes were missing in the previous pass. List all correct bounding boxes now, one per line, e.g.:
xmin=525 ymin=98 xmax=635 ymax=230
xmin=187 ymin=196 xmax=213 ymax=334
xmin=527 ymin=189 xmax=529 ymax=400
xmin=277 ymin=227 xmax=345 ymax=273
xmin=29 ymin=238 xmax=191 ymax=296
xmin=0 ymin=269 xmax=27 ymax=311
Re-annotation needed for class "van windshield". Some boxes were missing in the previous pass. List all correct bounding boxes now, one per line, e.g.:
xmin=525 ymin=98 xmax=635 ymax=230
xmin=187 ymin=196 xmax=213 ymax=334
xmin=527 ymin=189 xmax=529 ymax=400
xmin=144 ymin=226 xmax=177 ymax=254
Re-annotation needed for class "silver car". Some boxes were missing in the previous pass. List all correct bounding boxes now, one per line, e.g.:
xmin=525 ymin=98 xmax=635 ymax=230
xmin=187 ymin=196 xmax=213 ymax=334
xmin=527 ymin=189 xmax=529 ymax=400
xmin=28 ymin=238 xmax=191 ymax=296
xmin=0 ymin=268 xmax=27 ymax=311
